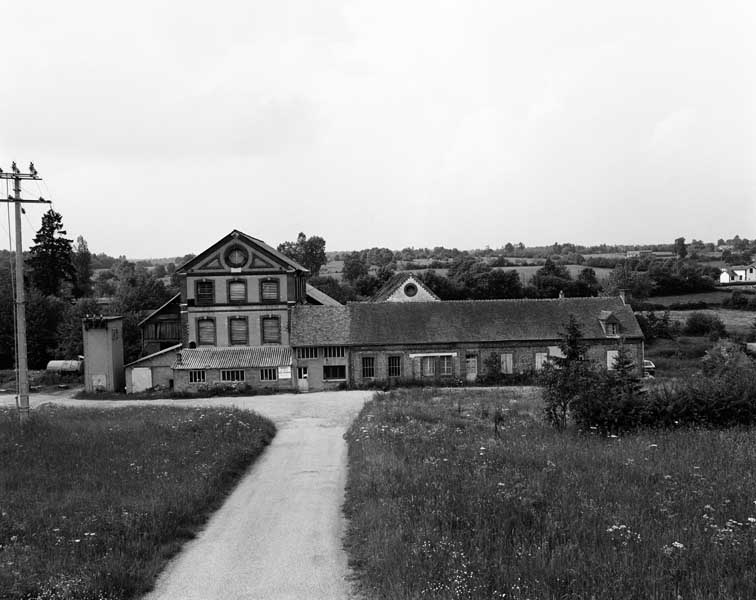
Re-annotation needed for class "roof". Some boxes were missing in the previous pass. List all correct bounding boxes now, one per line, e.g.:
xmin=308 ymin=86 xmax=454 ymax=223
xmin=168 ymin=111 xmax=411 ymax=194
xmin=290 ymin=305 xmax=351 ymax=346
xmin=305 ymin=283 xmax=342 ymax=306
xmin=138 ymin=293 xmax=181 ymax=327
xmin=290 ymin=296 xmax=643 ymax=347
xmin=125 ymin=344 xmax=182 ymax=368
xmin=370 ymin=272 xmax=440 ymax=302
xmin=172 ymin=345 xmax=292 ymax=370
xmin=177 ymin=230 xmax=308 ymax=273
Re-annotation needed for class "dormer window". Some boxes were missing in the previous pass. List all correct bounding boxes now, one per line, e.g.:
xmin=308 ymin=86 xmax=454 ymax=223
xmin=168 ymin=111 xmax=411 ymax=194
xmin=598 ymin=310 xmax=620 ymax=336
xmin=607 ymin=323 xmax=618 ymax=336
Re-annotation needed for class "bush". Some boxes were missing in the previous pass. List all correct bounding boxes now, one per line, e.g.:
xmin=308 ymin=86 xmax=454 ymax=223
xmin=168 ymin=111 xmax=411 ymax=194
xmin=683 ymin=312 xmax=726 ymax=338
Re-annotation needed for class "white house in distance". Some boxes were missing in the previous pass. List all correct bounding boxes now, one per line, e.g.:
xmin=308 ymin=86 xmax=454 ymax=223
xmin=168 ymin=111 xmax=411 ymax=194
xmin=720 ymin=264 xmax=756 ymax=284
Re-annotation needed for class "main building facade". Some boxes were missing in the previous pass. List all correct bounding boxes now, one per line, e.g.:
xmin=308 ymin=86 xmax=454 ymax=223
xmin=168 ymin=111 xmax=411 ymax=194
xmin=124 ymin=231 xmax=644 ymax=393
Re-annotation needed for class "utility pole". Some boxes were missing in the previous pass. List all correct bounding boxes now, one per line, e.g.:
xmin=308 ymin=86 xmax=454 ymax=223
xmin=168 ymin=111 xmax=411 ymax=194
xmin=0 ymin=162 xmax=50 ymax=423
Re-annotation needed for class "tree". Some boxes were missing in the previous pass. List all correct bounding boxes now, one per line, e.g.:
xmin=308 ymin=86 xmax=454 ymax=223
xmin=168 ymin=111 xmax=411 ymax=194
xmin=71 ymin=235 xmax=93 ymax=298
xmin=28 ymin=208 xmax=74 ymax=296
xmin=342 ymin=251 xmax=368 ymax=284
xmin=277 ymin=232 xmax=327 ymax=275
xmin=674 ymin=236 xmax=687 ymax=260
xmin=539 ymin=315 xmax=595 ymax=429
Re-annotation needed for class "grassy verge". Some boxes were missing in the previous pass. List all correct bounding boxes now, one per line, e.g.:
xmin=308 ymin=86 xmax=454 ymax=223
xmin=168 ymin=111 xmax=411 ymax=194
xmin=344 ymin=388 xmax=756 ymax=599
xmin=0 ymin=405 xmax=276 ymax=600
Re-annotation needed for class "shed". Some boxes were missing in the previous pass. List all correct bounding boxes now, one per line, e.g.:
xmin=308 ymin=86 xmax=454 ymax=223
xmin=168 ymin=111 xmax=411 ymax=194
xmin=125 ymin=344 xmax=181 ymax=393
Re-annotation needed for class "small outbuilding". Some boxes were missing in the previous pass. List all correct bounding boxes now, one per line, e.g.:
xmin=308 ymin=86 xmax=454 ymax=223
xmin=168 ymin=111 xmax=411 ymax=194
xmin=125 ymin=344 xmax=181 ymax=393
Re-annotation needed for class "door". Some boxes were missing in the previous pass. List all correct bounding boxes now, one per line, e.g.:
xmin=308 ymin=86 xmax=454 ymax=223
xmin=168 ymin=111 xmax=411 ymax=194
xmin=132 ymin=368 xmax=152 ymax=393
xmin=297 ymin=366 xmax=309 ymax=392
xmin=465 ymin=354 xmax=478 ymax=382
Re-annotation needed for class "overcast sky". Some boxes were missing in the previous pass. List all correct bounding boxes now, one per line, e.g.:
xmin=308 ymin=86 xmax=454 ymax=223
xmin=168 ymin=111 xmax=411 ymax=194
xmin=1 ymin=0 xmax=754 ymax=258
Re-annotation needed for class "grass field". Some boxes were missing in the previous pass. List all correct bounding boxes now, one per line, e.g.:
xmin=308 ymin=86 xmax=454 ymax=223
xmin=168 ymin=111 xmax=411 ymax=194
xmin=344 ymin=388 xmax=756 ymax=600
xmin=661 ymin=308 xmax=756 ymax=337
xmin=0 ymin=405 xmax=275 ymax=600
xmin=649 ymin=291 xmax=735 ymax=306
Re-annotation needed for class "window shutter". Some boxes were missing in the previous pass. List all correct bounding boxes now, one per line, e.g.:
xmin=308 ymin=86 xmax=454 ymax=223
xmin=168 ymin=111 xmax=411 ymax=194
xmin=229 ymin=281 xmax=246 ymax=303
xmin=261 ymin=280 xmax=279 ymax=302
xmin=500 ymin=353 xmax=513 ymax=374
xmin=197 ymin=320 xmax=215 ymax=345
xmin=262 ymin=317 xmax=280 ymax=344
xmin=230 ymin=318 xmax=248 ymax=345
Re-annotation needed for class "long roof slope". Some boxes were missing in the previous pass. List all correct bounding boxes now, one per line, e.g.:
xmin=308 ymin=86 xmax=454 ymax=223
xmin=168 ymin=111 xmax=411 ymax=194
xmin=290 ymin=296 xmax=642 ymax=346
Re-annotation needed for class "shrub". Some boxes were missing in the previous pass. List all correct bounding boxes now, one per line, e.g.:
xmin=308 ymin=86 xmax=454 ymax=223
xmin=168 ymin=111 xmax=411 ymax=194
xmin=683 ymin=312 xmax=726 ymax=338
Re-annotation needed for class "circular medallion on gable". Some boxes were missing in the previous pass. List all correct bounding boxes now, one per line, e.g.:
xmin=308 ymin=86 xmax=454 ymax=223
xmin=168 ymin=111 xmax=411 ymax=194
xmin=225 ymin=246 xmax=248 ymax=268
xmin=404 ymin=282 xmax=418 ymax=297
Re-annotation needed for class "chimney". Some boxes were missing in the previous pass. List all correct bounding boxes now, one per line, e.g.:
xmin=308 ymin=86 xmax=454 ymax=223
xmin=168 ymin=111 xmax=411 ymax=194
xmin=176 ymin=351 xmax=183 ymax=365
xmin=619 ymin=289 xmax=627 ymax=304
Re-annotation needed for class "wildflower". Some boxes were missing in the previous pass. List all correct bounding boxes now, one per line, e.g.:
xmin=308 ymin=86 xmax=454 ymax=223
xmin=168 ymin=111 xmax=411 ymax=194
xmin=704 ymin=504 xmax=714 ymax=512
xmin=647 ymin=443 xmax=658 ymax=449
xmin=672 ymin=541 xmax=684 ymax=550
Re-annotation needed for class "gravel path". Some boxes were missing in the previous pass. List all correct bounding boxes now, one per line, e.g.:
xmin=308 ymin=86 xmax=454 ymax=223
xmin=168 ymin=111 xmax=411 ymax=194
xmin=5 ymin=390 xmax=372 ymax=600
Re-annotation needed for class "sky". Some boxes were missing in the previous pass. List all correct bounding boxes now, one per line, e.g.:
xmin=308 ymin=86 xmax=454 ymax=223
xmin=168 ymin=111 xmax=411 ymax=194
xmin=1 ymin=0 xmax=754 ymax=258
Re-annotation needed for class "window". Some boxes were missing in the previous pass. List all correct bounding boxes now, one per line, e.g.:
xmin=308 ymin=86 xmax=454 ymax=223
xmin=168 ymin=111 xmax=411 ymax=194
xmin=229 ymin=317 xmax=248 ymax=345
xmin=323 ymin=346 xmax=345 ymax=358
xmin=297 ymin=347 xmax=318 ymax=359
xmin=388 ymin=356 xmax=402 ymax=377
xmin=228 ymin=280 xmax=247 ymax=303
xmin=297 ymin=366 xmax=308 ymax=379
xmin=197 ymin=318 xmax=216 ymax=346
xmin=260 ymin=368 xmax=277 ymax=381
xmin=221 ymin=369 xmax=245 ymax=382
xmin=421 ymin=356 xmax=435 ymax=377
xmin=534 ymin=352 xmax=548 ymax=371
xmin=607 ymin=322 xmax=618 ymax=335
xmin=403 ymin=283 xmax=418 ymax=297
xmin=439 ymin=355 xmax=453 ymax=376
xmin=261 ymin=280 xmax=280 ymax=303
xmin=189 ymin=370 xmax=205 ymax=383
xmin=196 ymin=281 xmax=215 ymax=305
xmin=362 ymin=356 xmax=375 ymax=378
xmin=607 ymin=350 xmax=619 ymax=370
xmin=500 ymin=353 xmax=514 ymax=375
xmin=261 ymin=316 xmax=281 ymax=344
xmin=323 ymin=365 xmax=346 ymax=380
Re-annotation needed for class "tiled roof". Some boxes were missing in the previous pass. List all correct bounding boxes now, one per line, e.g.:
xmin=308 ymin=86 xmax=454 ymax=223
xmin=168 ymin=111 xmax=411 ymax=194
xmin=349 ymin=297 xmax=642 ymax=345
xmin=290 ymin=305 xmax=351 ymax=346
xmin=370 ymin=272 xmax=440 ymax=302
xmin=173 ymin=346 xmax=292 ymax=370
xmin=290 ymin=296 xmax=643 ymax=347
xmin=306 ymin=283 xmax=342 ymax=306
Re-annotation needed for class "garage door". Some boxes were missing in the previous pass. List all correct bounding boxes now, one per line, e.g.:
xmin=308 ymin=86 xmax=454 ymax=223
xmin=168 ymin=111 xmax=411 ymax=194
xmin=132 ymin=367 xmax=152 ymax=393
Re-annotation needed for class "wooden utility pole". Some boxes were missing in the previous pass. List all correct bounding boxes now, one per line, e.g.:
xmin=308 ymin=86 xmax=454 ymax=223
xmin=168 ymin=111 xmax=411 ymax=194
xmin=0 ymin=162 xmax=50 ymax=423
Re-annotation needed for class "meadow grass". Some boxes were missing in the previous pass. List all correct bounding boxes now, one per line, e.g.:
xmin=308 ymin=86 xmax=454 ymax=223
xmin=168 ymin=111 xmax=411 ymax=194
xmin=344 ymin=388 xmax=756 ymax=599
xmin=0 ymin=405 xmax=275 ymax=600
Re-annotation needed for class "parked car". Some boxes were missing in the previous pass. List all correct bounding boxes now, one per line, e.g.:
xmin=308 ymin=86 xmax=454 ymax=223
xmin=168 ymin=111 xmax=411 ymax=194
xmin=643 ymin=359 xmax=655 ymax=378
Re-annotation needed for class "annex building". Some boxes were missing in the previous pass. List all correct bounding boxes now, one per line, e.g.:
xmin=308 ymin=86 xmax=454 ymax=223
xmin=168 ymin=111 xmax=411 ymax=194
xmin=124 ymin=231 xmax=644 ymax=393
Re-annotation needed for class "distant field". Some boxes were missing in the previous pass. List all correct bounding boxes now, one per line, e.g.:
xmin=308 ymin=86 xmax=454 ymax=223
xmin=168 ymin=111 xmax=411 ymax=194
xmin=650 ymin=291 xmax=735 ymax=306
xmin=499 ymin=264 xmax=613 ymax=284
xmin=661 ymin=308 xmax=756 ymax=336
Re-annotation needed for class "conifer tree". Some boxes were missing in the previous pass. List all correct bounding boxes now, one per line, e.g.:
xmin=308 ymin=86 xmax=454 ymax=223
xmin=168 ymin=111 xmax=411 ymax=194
xmin=28 ymin=208 xmax=74 ymax=296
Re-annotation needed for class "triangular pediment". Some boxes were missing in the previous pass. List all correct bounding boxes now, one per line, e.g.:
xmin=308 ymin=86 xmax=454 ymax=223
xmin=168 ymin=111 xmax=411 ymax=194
xmin=178 ymin=230 xmax=309 ymax=274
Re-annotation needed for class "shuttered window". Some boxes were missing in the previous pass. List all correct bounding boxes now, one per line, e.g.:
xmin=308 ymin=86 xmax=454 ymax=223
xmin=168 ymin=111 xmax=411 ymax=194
xmin=261 ymin=316 xmax=281 ymax=344
xmin=196 ymin=281 xmax=214 ymax=305
xmin=197 ymin=319 xmax=216 ymax=345
xmin=261 ymin=280 xmax=280 ymax=302
xmin=228 ymin=280 xmax=246 ymax=303
xmin=500 ymin=353 xmax=513 ymax=375
xmin=229 ymin=317 xmax=248 ymax=345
